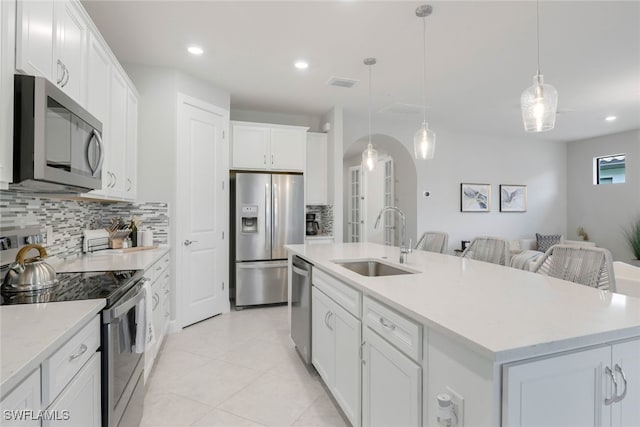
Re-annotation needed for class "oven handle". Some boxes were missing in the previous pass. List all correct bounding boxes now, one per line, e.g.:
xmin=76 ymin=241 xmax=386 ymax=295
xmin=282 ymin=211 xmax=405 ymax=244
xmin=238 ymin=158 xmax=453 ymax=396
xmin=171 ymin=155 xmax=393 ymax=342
xmin=103 ymin=279 xmax=147 ymax=323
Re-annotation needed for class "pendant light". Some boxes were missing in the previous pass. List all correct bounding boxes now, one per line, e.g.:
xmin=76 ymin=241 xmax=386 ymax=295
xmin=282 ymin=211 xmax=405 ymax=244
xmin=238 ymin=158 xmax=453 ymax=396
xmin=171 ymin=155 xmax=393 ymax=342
xmin=413 ymin=4 xmax=436 ymax=160
xmin=521 ymin=0 xmax=558 ymax=132
xmin=362 ymin=58 xmax=378 ymax=172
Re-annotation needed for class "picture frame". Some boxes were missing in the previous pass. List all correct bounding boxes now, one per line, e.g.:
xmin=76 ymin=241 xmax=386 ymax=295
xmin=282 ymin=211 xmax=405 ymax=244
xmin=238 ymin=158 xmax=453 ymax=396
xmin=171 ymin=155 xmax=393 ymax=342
xmin=500 ymin=184 xmax=527 ymax=212
xmin=460 ymin=183 xmax=491 ymax=212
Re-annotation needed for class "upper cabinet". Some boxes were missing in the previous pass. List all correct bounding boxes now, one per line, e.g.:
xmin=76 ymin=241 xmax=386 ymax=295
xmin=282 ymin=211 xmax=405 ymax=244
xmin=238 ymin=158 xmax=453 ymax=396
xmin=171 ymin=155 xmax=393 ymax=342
xmin=16 ymin=0 xmax=87 ymax=103
xmin=305 ymin=132 xmax=328 ymax=205
xmin=231 ymin=121 xmax=307 ymax=172
xmin=0 ymin=0 xmax=16 ymax=189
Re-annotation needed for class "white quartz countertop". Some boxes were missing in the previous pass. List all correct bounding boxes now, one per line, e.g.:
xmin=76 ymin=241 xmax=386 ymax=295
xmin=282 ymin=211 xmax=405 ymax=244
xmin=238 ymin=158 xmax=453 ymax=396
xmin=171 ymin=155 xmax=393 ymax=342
xmin=52 ymin=246 xmax=170 ymax=273
xmin=0 ymin=299 xmax=106 ymax=397
xmin=287 ymin=243 xmax=640 ymax=362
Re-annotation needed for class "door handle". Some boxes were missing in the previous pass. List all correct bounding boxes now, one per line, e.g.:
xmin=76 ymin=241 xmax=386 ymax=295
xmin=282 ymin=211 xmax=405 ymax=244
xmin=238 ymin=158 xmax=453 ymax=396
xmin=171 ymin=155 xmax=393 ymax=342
xmin=56 ymin=59 xmax=64 ymax=84
xmin=614 ymin=364 xmax=628 ymax=402
xmin=183 ymin=240 xmax=198 ymax=246
xmin=62 ymin=64 xmax=70 ymax=87
xmin=605 ymin=366 xmax=618 ymax=405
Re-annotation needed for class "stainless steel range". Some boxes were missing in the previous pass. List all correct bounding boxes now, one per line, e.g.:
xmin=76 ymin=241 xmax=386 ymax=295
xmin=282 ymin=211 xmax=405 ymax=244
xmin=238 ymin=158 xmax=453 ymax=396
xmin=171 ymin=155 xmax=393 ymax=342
xmin=1 ymin=269 xmax=147 ymax=427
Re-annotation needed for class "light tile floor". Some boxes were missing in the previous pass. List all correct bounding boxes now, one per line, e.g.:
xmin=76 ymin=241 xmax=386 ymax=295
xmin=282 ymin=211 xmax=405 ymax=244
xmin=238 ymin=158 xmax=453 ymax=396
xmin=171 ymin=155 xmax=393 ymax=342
xmin=141 ymin=305 xmax=348 ymax=427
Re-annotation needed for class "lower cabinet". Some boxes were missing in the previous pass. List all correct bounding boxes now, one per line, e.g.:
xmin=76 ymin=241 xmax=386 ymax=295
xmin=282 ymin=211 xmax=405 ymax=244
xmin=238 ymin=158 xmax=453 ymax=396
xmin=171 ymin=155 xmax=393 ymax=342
xmin=44 ymin=352 xmax=101 ymax=427
xmin=362 ymin=327 xmax=421 ymax=427
xmin=312 ymin=286 xmax=361 ymax=427
xmin=144 ymin=252 xmax=171 ymax=383
xmin=0 ymin=368 xmax=41 ymax=427
xmin=503 ymin=339 xmax=640 ymax=427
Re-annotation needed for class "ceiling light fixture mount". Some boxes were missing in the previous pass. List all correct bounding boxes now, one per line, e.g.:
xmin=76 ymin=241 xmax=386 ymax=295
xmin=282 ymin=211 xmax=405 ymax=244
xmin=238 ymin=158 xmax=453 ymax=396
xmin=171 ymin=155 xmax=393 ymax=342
xmin=520 ymin=0 xmax=558 ymax=132
xmin=362 ymin=57 xmax=378 ymax=172
xmin=413 ymin=4 xmax=436 ymax=161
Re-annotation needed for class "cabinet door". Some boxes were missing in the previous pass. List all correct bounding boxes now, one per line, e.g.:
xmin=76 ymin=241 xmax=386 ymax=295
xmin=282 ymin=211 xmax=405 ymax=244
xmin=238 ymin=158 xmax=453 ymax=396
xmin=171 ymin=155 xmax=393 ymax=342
xmin=0 ymin=0 xmax=16 ymax=187
xmin=54 ymin=0 xmax=86 ymax=103
xmin=270 ymin=127 xmax=305 ymax=171
xmin=231 ymin=124 xmax=269 ymax=169
xmin=332 ymin=300 xmax=362 ymax=427
xmin=44 ymin=352 xmax=101 ymax=427
xmin=503 ymin=346 xmax=611 ymax=427
xmin=107 ymin=68 xmax=127 ymax=198
xmin=15 ymin=0 xmax=54 ymax=81
xmin=612 ymin=340 xmax=640 ymax=427
xmin=362 ymin=327 xmax=421 ymax=427
xmin=0 ymin=368 xmax=41 ymax=427
xmin=306 ymin=132 xmax=327 ymax=205
xmin=86 ymin=32 xmax=110 ymax=124
xmin=311 ymin=286 xmax=334 ymax=384
xmin=125 ymin=89 xmax=138 ymax=200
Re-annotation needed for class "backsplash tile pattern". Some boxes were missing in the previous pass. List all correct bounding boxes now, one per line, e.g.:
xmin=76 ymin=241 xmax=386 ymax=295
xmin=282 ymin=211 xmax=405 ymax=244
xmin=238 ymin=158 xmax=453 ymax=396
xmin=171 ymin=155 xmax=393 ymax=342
xmin=305 ymin=205 xmax=333 ymax=236
xmin=0 ymin=192 xmax=169 ymax=264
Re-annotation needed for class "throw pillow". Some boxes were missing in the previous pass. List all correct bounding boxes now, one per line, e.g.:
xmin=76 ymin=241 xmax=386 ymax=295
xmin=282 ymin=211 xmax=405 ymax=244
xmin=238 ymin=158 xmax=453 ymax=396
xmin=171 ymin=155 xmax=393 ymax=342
xmin=536 ymin=233 xmax=562 ymax=253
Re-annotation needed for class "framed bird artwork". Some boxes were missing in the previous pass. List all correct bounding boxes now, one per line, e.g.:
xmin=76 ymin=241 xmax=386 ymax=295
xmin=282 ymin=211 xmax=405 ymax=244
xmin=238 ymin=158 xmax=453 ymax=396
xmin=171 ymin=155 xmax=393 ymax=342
xmin=460 ymin=183 xmax=491 ymax=212
xmin=500 ymin=185 xmax=527 ymax=212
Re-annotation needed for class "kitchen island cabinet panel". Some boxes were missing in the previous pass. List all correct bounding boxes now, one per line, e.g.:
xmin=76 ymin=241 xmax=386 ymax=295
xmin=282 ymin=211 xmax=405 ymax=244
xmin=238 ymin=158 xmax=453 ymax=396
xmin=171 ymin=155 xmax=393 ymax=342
xmin=0 ymin=368 xmax=41 ymax=427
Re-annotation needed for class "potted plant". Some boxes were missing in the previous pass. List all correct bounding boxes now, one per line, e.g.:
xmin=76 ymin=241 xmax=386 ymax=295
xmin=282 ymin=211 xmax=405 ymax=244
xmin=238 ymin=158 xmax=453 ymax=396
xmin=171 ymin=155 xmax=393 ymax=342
xmin=623 ymin=217 xmax=640 ymax=266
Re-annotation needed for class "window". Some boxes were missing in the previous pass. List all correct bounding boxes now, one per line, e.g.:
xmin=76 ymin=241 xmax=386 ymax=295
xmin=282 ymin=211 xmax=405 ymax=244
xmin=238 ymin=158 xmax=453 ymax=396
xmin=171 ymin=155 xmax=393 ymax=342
xmin=595 ymin=154 xmax=626 ymax=185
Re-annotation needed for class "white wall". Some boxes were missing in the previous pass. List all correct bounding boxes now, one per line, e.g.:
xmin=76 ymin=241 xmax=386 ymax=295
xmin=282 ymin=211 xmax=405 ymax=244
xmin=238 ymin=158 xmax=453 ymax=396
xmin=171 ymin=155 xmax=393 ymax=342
xmin=123 ymin=63 xmax=230 ymax=323
xmin=567 ymin=129 xmax=640 ymax=261
xmin=230 ymin=108 xmax=322 ymax=132
xmin=343 ymin=113 xmax=568 ymax=253
xmin=323 ymin=107 xmax=344 ymax=242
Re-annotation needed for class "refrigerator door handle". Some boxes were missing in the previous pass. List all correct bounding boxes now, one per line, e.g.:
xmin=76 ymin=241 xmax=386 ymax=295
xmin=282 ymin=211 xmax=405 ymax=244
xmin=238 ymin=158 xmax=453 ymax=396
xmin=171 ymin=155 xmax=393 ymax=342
xmin=237 ymin=262 xmax=287 ymax=270
xmin=264 ymin=183 xmax=270 ymax=251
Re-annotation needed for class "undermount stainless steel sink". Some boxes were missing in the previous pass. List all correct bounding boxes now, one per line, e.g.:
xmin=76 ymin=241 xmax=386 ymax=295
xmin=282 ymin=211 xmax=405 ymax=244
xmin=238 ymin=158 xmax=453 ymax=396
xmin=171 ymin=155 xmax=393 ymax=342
xmin=333 ymin=259 xmax=417 ymax=277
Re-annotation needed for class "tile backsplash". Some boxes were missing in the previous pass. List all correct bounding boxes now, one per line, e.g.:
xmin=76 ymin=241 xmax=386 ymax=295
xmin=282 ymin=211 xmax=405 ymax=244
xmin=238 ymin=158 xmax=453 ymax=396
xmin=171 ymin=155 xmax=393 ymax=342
xmin=0 ymin=191 xmax=169 ymax=264
xmin=306 ymin=204 xmax=333 ymax=235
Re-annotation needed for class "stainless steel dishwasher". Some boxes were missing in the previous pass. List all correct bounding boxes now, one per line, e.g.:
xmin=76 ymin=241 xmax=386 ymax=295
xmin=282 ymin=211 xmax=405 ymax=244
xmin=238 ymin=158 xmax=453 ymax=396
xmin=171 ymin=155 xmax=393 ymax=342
xmin=291 ymin=255 xmax=312 ymax=365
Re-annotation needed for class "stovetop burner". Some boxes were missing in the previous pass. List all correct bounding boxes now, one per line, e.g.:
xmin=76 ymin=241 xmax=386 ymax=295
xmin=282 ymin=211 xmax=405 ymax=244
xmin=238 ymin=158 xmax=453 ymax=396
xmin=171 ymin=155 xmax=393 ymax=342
xmin=0 ymin=270 xmax=143 ymax=306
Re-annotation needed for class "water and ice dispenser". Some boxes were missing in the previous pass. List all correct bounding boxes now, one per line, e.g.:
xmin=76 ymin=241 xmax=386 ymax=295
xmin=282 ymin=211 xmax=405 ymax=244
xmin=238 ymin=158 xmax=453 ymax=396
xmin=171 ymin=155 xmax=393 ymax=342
xmin=240 ymin=205 xmax=258 ymax=233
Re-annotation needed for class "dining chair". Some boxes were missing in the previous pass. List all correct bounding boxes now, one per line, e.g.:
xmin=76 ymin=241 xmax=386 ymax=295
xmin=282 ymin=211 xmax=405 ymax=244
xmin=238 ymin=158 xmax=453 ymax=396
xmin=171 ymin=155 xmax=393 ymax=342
xmin=461 ymin=236 xmax=510 ymax=266
xmin=415 ymin=231 xmax=449 ymax=254
xmin=532 ymin=244 xmax=616 ymax=292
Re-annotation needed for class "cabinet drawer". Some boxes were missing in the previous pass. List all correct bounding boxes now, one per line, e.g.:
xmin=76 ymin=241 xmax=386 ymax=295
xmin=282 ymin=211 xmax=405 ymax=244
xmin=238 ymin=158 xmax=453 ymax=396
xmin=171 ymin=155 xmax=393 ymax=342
xmin=42 ymin=316 xmax=100 ymax=406
xmin=363 ymin=296 xmax=422 ymax=362
xmin=313 ymin=268 xmax=361 ymax=317
xmin=147 ymin=253 xmax=169 ymax=283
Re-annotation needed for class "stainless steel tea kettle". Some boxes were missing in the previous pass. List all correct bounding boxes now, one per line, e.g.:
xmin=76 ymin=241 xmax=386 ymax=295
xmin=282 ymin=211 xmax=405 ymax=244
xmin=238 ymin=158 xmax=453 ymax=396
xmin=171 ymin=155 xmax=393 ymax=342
xmin=2 ymin=244 xmax=58 ymax=292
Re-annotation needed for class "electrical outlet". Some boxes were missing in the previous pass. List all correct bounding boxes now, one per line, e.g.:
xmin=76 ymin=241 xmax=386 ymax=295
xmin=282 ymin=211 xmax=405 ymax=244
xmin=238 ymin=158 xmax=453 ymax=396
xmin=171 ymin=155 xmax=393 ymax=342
xmin=446 ymin=387 xmax=464 ymax=427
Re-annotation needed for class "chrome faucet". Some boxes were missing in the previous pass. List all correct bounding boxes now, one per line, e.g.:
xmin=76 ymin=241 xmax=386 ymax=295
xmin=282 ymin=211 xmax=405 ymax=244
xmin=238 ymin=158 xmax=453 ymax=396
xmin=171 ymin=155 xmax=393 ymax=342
xmin=374 ymin=206 xmax=412 ymax=264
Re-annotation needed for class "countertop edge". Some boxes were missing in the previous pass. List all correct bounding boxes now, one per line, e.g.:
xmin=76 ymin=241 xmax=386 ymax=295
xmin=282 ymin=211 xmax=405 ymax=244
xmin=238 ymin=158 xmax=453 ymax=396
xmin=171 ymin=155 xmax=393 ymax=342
xmin=0 ymin=299 xmax=106 ymax=398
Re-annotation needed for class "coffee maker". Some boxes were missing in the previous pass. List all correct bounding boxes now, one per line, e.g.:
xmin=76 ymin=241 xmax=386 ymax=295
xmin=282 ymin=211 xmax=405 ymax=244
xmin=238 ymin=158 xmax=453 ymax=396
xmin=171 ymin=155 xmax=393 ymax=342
xmin=306 ymin=213 xmax=320 ymax=235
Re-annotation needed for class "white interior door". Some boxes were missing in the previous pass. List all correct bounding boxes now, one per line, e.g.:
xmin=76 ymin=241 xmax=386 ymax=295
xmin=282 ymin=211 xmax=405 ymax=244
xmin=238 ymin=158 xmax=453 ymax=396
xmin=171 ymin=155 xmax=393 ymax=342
xmin=178 ymin=94 xmax=229 ymax=327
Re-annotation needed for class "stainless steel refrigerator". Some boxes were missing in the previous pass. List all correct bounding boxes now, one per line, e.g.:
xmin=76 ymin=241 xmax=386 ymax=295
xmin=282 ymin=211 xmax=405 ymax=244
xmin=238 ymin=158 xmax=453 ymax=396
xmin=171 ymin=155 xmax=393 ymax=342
xmin=233 ymin=172 xmax=304 ymax=307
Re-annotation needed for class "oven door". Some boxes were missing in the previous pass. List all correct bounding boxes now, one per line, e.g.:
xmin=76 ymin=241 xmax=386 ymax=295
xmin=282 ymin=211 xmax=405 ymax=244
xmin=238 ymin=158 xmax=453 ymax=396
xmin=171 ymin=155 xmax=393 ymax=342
xmin=102 ymin=280 xmax=146 ymax=427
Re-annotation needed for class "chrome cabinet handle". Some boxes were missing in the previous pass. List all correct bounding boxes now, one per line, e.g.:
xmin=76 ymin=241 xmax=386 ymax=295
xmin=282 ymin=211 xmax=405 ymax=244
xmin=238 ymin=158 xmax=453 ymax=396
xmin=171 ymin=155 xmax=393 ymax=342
xmin=614 ymin=364 xmax=628 ymax=402
xmin=62 ymin=64 xmax=69 ymax=87
xmin=156 ymin=266 xmax=162 ymax=271
xmin=127 ymin=178 xmax=132 ymax=191
xmin=324 ymin=311 xmax=333 ymax=331
xmin=605 ymin=366 xmax=618 ymax=405
xmin=69 ymin=344 xmax=88 ymax=361
xmin=152 ymin=293 xmax=160 ymax=310
xmin=271 ymin=154 xmax=274 ymax=165
xmin=263 ymin=154 xmax=266 ymax=165
xmin=183 ymin=240 xmax=198 ymax=246
xmin=379 ymin=317 xmax=396 ymax=331
xmin=57 ymin=59 xmax=64 ymax=84
xmin=112 ymin=173 xmax=117 ymax=188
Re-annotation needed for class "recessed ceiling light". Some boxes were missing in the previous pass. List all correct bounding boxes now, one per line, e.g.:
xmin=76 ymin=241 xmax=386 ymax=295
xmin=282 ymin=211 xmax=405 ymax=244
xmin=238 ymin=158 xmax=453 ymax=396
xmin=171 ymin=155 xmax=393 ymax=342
xmin=294 ymin=60 xmax=309 ymax=70
xmin=187 ymin=46 xmax=203 ymax=55
xmin=604 ymin=116 xmax=617 ymax=122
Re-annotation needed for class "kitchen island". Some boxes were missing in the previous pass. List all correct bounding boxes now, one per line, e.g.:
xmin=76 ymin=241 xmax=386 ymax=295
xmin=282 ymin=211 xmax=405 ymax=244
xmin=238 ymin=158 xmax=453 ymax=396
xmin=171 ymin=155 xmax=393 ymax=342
xmin=286 ymin=242 xmax=640 ymax=427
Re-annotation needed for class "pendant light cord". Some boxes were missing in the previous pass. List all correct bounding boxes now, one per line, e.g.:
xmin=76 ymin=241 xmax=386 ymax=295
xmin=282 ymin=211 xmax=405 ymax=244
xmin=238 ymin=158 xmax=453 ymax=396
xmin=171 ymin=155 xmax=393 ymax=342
xmin=368 ymin=63 xmax=372 ymax=146
xmin=422 ymin=14 xmax=427 ymax=124
xmin=536 ymin=0 xmax=541 ymax=75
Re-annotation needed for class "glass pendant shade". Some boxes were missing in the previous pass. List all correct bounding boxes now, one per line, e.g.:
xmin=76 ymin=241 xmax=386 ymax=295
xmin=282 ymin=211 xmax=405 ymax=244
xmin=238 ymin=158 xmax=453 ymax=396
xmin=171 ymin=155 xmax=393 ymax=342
xmin=521 ymin=74 xmax=558 ymax=133
xmin=413 ymin=121 xmax=436 ymax=160
xmin=362 ymin=143 xmax=378 ymax=172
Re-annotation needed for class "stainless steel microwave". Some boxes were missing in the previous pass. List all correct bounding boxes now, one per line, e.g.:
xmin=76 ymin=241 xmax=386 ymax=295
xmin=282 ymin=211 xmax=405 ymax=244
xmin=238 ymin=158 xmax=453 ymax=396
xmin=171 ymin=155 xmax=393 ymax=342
xmin=11 ymin=74 xmax=103 ymax=193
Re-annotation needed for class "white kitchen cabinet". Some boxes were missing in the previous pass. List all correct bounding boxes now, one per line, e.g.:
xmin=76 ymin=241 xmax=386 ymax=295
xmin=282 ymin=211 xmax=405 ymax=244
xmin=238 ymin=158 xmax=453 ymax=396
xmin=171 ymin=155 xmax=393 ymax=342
xmin=106 ymin=67 xmax=127 ymax=198
xmin=231 ymin=121 xmax=307 ymax=171
xmin=125 ymin=89 xmax=138 ymax=200
xmin=144 ymin=253 xmax=171 ymax=383
xmin=311 ymin=286 xmax=361 ymax=427
xmin=16 ymin=0 xmax=87 ymax=103
xmin=362 ymin=326 xmax=421 ymax=427
xmin=305 ymin=132 xmax=328 ymax=205
xmin=85 ymin=31 xmax=110 ymax=124
xmin=503 ymin=339 xmax=640 ymax=427
xmin=44 ymin=352 xmax=101 ymax=427
xmin=0 ymin=368 xmax=41 ymax=427
xmin=0 ymin=0 xmax=16 ymax=189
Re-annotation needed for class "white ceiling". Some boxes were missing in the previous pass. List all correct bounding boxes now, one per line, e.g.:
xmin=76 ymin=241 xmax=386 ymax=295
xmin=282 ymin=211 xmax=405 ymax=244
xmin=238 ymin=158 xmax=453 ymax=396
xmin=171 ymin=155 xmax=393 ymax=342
xmin=81 ymin=0 xmax=640 ymax=143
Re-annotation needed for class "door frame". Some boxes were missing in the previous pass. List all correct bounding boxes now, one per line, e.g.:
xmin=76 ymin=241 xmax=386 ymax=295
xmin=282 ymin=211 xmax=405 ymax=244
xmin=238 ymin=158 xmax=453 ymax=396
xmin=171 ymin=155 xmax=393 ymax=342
xmin=175 ymin=93 xmax=230 ymax=330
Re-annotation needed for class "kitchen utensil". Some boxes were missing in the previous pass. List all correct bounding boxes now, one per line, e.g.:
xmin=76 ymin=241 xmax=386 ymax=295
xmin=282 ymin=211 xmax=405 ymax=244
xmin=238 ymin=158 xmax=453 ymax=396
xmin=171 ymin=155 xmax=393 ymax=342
xmin=2 ymin=244 xmax=58 ymax=292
